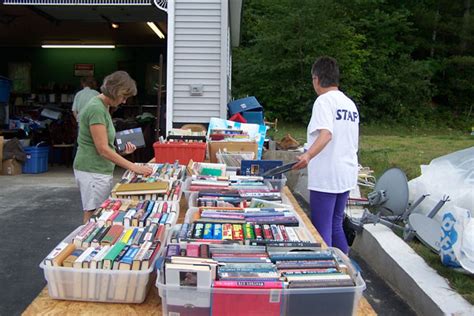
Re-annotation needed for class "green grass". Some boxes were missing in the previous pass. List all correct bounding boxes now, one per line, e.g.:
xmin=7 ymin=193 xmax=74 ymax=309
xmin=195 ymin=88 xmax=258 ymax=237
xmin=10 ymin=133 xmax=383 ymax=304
xmin=272 ymin=121 xmax=474 ymax=303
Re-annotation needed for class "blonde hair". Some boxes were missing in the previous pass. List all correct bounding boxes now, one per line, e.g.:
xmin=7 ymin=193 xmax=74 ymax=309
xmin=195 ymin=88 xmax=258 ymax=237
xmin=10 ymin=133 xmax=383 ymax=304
xmin=100 ymin=71 xmax=137 ymax=100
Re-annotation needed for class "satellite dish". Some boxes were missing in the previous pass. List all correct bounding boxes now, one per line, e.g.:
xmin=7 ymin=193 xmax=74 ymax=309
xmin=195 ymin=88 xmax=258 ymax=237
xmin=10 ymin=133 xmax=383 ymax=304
xmin=369 ymin=168 xmax=409 ymax=216
xmin=408 ymin=213 xmax=441 ymax=252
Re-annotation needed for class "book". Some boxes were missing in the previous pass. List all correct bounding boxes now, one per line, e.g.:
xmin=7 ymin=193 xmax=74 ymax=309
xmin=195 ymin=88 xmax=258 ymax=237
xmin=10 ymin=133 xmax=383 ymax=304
xmin=82 ymin=226 xmax=102 ymax=247
xmin=115 ymin=181 xmax=169 ymax=193
xmin=165 ymin=263 xmax=212 ymax=288
xmin=100 ymin=225 xmax=124 ymax=245
xmin=73 ymin=222 xmax=97 ymax=247
xmin=90 ymin=245 xmax=111 ymax=269
xmin=115 ymin=127 xmax=145 ymax=152
xmin=241 ymin=160 xmax=283 ymax=179
xmin=199 ymin=244 xmax=210 ymax=258
xmin=112 ymin=245 xmax=131 ymax=270
xmin=212 ymin=280 xmax=282 ymax=316
xmin=141 ymin=241 xmax=161 ymax=270
xmin=102 ymin=242 xmax=127 ymax=270
xmin=62 ymin=248 xmax=84 ymax=267
xmin=186 ymin=244 xmax=200 ymax=257
xmin=166 ymin=244 xmax=181 ymax=258
xmin=154 ymin=224 xmax=166 ymax=243
xmin=132 ymin=241 xmax=152 ymax=270
xmin=124 ymin=208 xmax=137 ymax=227
xmin=44 ymin=242 xmax=76 ymax=267
xmin=73 ymin=247 xmax=95 ymax=269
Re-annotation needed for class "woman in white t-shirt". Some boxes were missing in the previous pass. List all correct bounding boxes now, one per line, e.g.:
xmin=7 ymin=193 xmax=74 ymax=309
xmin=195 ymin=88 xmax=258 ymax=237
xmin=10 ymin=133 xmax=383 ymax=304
xmin=293 ymin=56 xmax=359 ymax=254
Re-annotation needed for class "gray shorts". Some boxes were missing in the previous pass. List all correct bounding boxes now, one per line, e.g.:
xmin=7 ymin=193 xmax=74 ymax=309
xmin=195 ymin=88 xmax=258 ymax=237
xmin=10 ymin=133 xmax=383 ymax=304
xmin=74 ymin=169 xmax=113 ymax=211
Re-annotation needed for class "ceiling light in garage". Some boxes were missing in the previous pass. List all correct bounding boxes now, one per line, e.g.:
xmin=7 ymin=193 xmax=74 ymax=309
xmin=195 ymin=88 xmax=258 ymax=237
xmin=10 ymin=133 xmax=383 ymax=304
xmin=41 ymin=44 xmax=116 ymax=48
xmin=147 ymin=22 xmax=165 ymax=39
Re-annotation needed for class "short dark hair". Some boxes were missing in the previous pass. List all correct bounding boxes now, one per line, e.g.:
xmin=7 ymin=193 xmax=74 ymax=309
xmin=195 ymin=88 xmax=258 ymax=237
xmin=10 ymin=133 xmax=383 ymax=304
xmin=100 ymin=71 xmax=137 ymax=100
xmin=80 ymin=76 xmax=97 ymax=89
xmin=311 ymin=56 xmax=340 ymax=88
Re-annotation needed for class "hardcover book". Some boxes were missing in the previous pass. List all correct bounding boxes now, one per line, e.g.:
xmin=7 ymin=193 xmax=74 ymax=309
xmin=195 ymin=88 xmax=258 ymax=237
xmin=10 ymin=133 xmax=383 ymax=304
xmin=115 ymin=127 xmax=145 ymax=152
xmin=241 ymin=160 xmax=283 ymax=179
xmin=212 ymin=280 xmax=282 ymax=316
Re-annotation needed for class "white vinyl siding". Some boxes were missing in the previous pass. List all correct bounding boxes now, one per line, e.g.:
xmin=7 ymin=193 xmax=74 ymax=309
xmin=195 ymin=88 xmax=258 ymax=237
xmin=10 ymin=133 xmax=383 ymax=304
xmin=167 ymin=0 xmax=228 ymax=128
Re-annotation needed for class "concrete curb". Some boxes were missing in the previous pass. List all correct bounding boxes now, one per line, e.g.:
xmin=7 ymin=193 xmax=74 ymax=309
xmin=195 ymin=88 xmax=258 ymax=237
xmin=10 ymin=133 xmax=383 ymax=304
xmin=352 ymin=224 xmax=473 ymax=316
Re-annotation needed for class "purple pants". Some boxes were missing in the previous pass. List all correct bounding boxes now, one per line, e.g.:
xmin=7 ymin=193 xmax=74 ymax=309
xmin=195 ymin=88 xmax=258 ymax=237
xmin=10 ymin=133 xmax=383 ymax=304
xmin=310 ymin=190 xmax=350 ymax=254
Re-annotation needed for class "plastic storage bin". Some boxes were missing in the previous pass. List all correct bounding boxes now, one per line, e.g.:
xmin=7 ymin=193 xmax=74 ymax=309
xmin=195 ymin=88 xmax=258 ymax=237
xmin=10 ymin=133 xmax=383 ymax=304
xmin=216 ymin=151 xmax=255 ymax=167
xmin=40 ymin=225 xmax=165 ymax=303
xmin=22 ymin=145 xmax=49 ymax=174
xmin=156 ymin=246 xmax=365 ymax=316
xmin=264 ymin=175 xmax=287 ymax=191
xmin=153 ymin=141 xmax=206 ymax=165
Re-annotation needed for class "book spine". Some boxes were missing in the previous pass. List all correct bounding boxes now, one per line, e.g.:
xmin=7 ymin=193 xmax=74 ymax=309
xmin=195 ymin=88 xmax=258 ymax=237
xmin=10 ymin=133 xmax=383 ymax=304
xmin=222 ymin=223 xmax=233 ymax=240
xmin=254 ymin=224 xmax=263 ymax=240
xmin=232 ymin=224 xmax=243 ymax=241
xmin=186 ymin=244 xmax=200 ymax=257
xmin=213 ymin=223 xmax=223 ymax=240
xmin=263 ymin=224 xmax=273 ymax=240
xmin=243 ymin=223 xmax=255 ymax=240
xmin=213 ymin=280 xmax=283 ymax=289
xmin=186 ymin=223 xmax=195 ymax=240
xmin=203 ymin=223 xmax=214 ymax=239
xmin=199 ymin=244 xmax=210 ymax=258
xmin=165 ymin=212 xmax=176 ymax=226
xmin=193 ymin=223 xmax=204 ymax=239
xmin=159 ymin=212 xmax=169 ymax=224
xmin=285 ymin=227 xmax=299 ymax=241
xmin=178 ymin=223 xmax=189 ymax=241
xmin=166 ymin=244 xmax=180 ymax=258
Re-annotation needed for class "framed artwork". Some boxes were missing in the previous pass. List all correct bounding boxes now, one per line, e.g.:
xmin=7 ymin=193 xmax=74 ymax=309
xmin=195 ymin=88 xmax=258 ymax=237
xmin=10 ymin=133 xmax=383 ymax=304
xmin=74 ymin=64 xmax=94 ymax=77
xmin=8 ymin=62 xmax=31 ymax=93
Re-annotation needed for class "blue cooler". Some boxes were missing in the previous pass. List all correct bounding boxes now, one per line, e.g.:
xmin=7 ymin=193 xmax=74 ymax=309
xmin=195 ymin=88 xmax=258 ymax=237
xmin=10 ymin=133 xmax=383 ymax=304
xmin=227 ymin=96 xmax=264 ymax=125
xmin=23 ymin=144 xmax=49 ymax=174
xmin=0 ymin=76 xmax=12 ymax=103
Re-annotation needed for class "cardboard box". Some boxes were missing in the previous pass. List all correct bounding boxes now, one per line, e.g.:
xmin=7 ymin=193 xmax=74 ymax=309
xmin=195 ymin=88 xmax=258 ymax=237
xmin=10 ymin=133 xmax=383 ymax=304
xmin=2 ymin=158 xmax=22 ymax=175
xmin=208 ymin=141 xmax=258 ymax=163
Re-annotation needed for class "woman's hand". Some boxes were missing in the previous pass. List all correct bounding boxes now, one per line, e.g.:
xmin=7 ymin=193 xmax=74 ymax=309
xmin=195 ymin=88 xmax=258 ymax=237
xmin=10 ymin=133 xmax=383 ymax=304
xmin=131 ymin=164 xmax=153 ymax=176
xmin=122 ymin=142 xmax=136 ymax=155
xmin=293 ymin=152 xmax=311 ymax=170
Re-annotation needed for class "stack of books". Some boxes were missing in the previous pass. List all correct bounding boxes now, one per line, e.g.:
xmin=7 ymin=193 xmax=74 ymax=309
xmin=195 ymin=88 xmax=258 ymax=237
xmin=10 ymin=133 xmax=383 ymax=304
xmin=171 ymin=207 xmax=305 ymax=245
xmin=209 ymin=128 xmax=249 ymax=141
xmin=111 ymin=163 xmax=185 ymax=200
xmin=121 ymin=162 xmax=185 ymax=181
xmin=89 ymin=199 xmax=178 ymax=228
xmin=185 ymin=174 xmax=282 ymax=206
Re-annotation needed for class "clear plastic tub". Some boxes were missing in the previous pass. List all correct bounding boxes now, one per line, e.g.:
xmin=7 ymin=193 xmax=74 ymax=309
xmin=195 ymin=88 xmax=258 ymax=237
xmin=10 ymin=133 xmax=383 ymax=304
xmin=264 ymin=174 xmax=287 ymax=191
xmin=216 ymin=151 xmax=255 ymax=167
xmin=156 ymin=247 xmax=365 ymax=316
xmin=40 ymin=217 xmax=174 ymax=303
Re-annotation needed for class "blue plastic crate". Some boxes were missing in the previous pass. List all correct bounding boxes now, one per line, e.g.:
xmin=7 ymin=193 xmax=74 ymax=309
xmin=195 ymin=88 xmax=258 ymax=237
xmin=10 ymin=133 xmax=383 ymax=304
xmin=23 ymin=146 xmax=49 ymax=174
xmin=242 ymin=111 xmax=264 ymax=125
xmin=0 ymin=76 xmax=12 ymax=103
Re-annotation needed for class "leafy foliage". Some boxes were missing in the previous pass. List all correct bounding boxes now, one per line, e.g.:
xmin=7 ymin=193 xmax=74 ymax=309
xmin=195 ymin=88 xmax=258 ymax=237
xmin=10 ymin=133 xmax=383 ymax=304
xmin=232 ymin=0 xmax=474 ymax=129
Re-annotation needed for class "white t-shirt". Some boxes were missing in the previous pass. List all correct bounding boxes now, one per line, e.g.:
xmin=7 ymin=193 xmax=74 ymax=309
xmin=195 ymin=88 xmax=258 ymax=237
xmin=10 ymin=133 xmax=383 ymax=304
xmin=306 ymin=90 xmax=359 ymax=193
